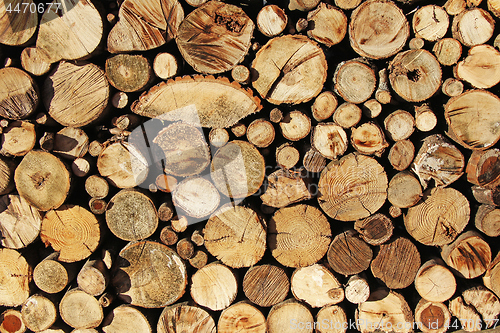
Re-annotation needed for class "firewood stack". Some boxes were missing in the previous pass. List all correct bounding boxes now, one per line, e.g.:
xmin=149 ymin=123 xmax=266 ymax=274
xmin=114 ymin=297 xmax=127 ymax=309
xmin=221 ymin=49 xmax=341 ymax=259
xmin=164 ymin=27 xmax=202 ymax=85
xmin=1 ymin=0 xmax=500 ymax=332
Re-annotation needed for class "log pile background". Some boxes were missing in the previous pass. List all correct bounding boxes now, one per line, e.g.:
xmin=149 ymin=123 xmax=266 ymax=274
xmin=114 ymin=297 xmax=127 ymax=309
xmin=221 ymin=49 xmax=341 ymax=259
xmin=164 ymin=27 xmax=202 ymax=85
xmin=1 ymin=0 xmax=500 ymax=332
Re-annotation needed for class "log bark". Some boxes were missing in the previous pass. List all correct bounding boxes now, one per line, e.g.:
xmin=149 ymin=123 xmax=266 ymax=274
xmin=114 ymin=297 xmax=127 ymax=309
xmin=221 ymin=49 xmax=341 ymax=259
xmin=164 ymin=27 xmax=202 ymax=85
xmin=291 ymin=264 xmax=344 ymax=307
xmin=452 ymin=8 xmax=495 ymax=47
xmin=0 ymin=67 xmax=39 ymax=120
xmin=333 ymin=103 xmax=362 ymax=129
xmin=327 ymin=229 xmax=373 ymax=276
xmin=306 ymin=3 xmax=347 ymax=47
xmin=0 ymin=194 xmax=41 ymax=249
xmin=172 ymin=176 xmax=220 ymax=219
xmin=59 ymin=288 xmax=103 ymax=329
xmin=32 ymin=253 xmax=77 ymax=294
xmin=432 ymin=38 xmax=462 ymax=66
xmin=218 ymin=301 xmax=266 ymax=333
xmin=334 ymin=59 xmax=376 ymax=104
xmin=0 ymin=0 xmax=37 ymax=46
xmin=261 ymin=169 xmax=312 ymax=208
xmin=456 ymin=44 xmax=500 ymax=89
xmin=0 ymin=309 xmax=25 ymax=333
xmin=475 ymin=204 xmax=500 ymax=237
xmin=157 ymin=303 xmax=216 ymax=333
xmin=354 ymin=213 xmax=394 ymax=246
xmin=256 ymin=5 xmax=287 ymax=37
xmin=246 ymin=119 xmax=275 ymax=148
xmin=101 ymin=305 xmax=152 ymax=333
xmin=77 ymin=259 xmax=109 ymax=297
xmin=345 ymin=274 xmax=370 ymax=304
xmin=268 ymin=204 xmax=331 ymax=268
xmin=0 ymin=120 xmax=36 ymax=157
xmin=414 ymin=299 xmax=451 ymax=333
xmin=388 ymin=139 xmax=415 ymax=171
xmin=413 ymin=5 xmax=449 ymax=41
xmin=105 ymin=54 xmax=153 ymax=92
xmin=267 ymin=299 xmax=313 ymax=333
xmin=276 ymin=143 xmax=300 ymax=169
xmin=350 ymin=122 xmax=389 ymax=156
xmin=0 ymin=248 xmax=31 ymax=307
xmin=387 ymin=171 xmax=422 ymax=208
xmin=20 ymin=47 xmax=51 ymax=77
xmin=21 ymin=294 xmax=57 ymax=332
xmin=242 ymin=264 xmax=289 ymax=307
xmin=311 ymin=123 xmax=348 ymax=160
xmin=484 ymin=251 xmax=500 ymax=298
xmin=311 ymin=91 xmax=338 ymax=122
xmin=415 ymin=258 xmax=456 ymax=303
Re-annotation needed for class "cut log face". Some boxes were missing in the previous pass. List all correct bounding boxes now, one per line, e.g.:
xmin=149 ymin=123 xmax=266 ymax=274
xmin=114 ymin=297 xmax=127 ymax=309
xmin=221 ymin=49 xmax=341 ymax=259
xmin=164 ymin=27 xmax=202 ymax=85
xmin=413 ymin=5 xmax=449 ymax=41
xmin=0 ymin=248 xmax=31 ymax=307
xmin=306 ymin=3 xmax=347 ymax=47
xmin=327 ymin=229 xmax=373 ymax=276
xmin=251 ymin=35 xmax=327 ymax=105
xmin=405 ymin=187 xmax=469 ymax=246
xmin=107 ymin=0 xmax=184 ymax=53
xmin=449 ymin=296 xmax=482 ymax=332
xmin=279 ymin=111 xmax=311 ymax=141
xmin=59 ymin=289 xmax=103 ymax=329
xmin=333 ymin=103 xmax=362 ymax=129
xmin=256 ymin=5 xmax=288 ymax=37
xmin=334 ymin=59 xmax=376 ymax=104
xmin=77 ymin=259 xmax=109 ymax=297
xmin=312 ymin=91 xmax=338 ymax=122
xmin=475 ymin=204 xmax=500 ymax=237
xmin=105 ymin=54 xmax=153 ymax=93
xmin=0 ymin=0 xmax=37 ymax=46
xmin=415 ymin=258 xmax=456 ymax=303
xmin=354 ymin=213 xmax=394 ymax=246
xmin=291 ymin=264 xmax=344 ymax=307
xmin=387 ymin=171 xmax=422 ymax=208
xmin=176 ymin=2 xmax=253 ymax=74
xmin=414 ymin=104 xmax=437 ymax=132
xmin=318 ymin=153 xmax=388 ymax=221
xmin=0 ymin=157 xmax=15 ymax=196
xmin=456 ymin=44 xmax=500 ymax=89
xmin=349 ymin=0 xmax=409 ymax=59
xmin=43 ymin=61 xmax=109 ymax=127
xmin=0 ymin=308 xmax=25 ymax=333
xmin=484 ymin=252 xmax=500 ymax=298
xmin=462 ymin=286 xmax=500 ymax=327
xmin=20 ymin=47 xmax=52 ymax=77
xmin=345 ymin=275 xmax=370 ymax=304
xmin=113 ymin=241 xmax=187 ymax=308
xmin=173 ymin=177 xmax=220 ymax=218
xmin=432 ymin=38 xmax=462 ymax=67
xmin=53 ymin=127 xmax=89 ymax=160
xmin=246 ymin=119 xmax=275 ymax=148
xmin=0 ymin=194 xmax=41 ymax=249
xmin=311 ymin=123 xmax=348 ymax=160
xmin=0 ymin=68 xmax=38 ymax=121
xmin=261 ymin=169 xmax=312 ymax=208
xmin=21 ymin=294 xmax=57 ymax=332
xmin=414 ymin=299 xmax=451 ymax=333
xmin=267 ymin=299 xmax=313 ymax=333
xmin=350 ymin=122 xmax=389 ymax=156
xmin=218 ymin=301 xmax=266 ymax=333
xmin=0 ymin=120 xmax=36 ymax=157
xmin=131 ymin=75 xmax=262 ymax=128
xmin=452 ymin=8 xmax=495 ymax=47
xmin=303 ymin=147 xmax=326 ymax=173
xmin=384 ymin=110 xmax=415 ymax=141
xmin=268 ymin=204 xmax=332 ymax=267
xmin=388 ymin=139 xmax=415 ymax=171
xmin=243 ymin=264 xmax=289 ymax=307
xmin=101 ymin=305 xmax=152 ymax=333
xmin=466 ymin=148 xmax=500 ymax=188
xmin=157 ymin=303 xmax=216 ymax=333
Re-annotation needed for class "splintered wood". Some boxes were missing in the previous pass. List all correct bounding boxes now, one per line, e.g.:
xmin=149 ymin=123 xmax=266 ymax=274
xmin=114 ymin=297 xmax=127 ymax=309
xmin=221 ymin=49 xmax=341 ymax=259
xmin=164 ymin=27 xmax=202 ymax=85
xmin=3 ymin=0 xmax=500 ymax=331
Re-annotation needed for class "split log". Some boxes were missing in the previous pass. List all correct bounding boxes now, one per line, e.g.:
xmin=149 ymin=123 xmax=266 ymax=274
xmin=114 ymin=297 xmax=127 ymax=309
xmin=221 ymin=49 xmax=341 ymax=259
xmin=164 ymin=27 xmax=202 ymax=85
xmin=190 ymin=262 xmax=238 ymax=311
xmin=375 ymin=68 xmax=393 ymax=104
xmin=243 ymin=264 xmax=289 ymax=307
xmin=38 ymin=132 xmax=54 ymax=152
xmin=441 ymin=230 xmax=491 ymax=279
xmin=172 ymin=176 xmax=220 ymax=218
xmin=105 ymin=54 xmax=153 ymax=92
xmin=349 ymin=0 xmax=409 ymax=59
xmin=0 ymin=120 xmax=36 ymax=157
xmin=43 ymin=61 xmax=109 ymax=127
xmin=251 ymin=34 xmax=327 ymax=105
xmin=432 ymin=38 xmax=462 ymax=66
xmin=327 ymin=230 xmax=373 ymax=276
xmin=462 ymin=286 xmax=500 ymax=328
xmin=157 ymin=303 xmax=216 ymax=333
xmin=231 ymin=65 xmax=251 ymax=85
xmin=191 ymin=229 xmax=204 ymax=246
xmin=0 ymin=248 xmax=31 ymax=307
xmin=334 ymin=59 xmax=376 ymax=104
xmin=405 ymin=187 xmax=469 ymax=246
xmin=303 ymin=147 xmax=326 ymax=173
xmin=268 ymin=204 xmax=331 ymax=267
xmin=0 ymin=67 xmax=39 ymax=120
xmin=256 ymin=5 xmax=287 ymax=37
xmin=333 ymin=103 xmax=362 ymax=129
xmin=188 ymin=250 xmax=208 ymax=269
xmin=345 ymin=274 xmax=370 ymax=304
xmin=387 ymin=171 xmax=422 ymax=208
xmin=20 ymin=47 xmax=51 ymax=77
xmin=106 ymin=189 xmax=158 ymax=241
xmin=40 ymin=205 xmax=101 ymax=263
xmin=153 ymin=53 xmax=179 ymax=80
xmin=415 ymin=258 xmax=456 ymax=303
xmin=466 ymin=148 xmax=500 ymax=188
xmin=354 ymin=213 xmax=394 ymax=246
xmin=371 ymin=237 xmax=421 ymax=289
xmin=267 ymin=299 xmax=313 ymax=333
xmin=112 ymin=240 xmax=187 ymax=308
xmin=111 ymin=92 xmax=128 ymax=109
xmin=33 ymin=253 xmax=77 ymax=294
xmin=388 ymin=49 xmax=442 ymax=102
xmin=171 ymin=215 xmax=189 ymax=233
xmin=448 ymin=296 xmax=482 ymax=332
xmin=455 ymin=44 xmax=500 ymax=88
xmin=279 ymin=111 xmax=311 ymax=141
xmin=246 ymin=119 xmax=275 ymax=148
xmin=77 ymin=259 xmax=109 ymax=297
xmin=101 ymin=305 xmax=152 ymax=333
xmin=218 ymin=301 xmax=266 ymax=333
xmin=276 ymin=143 xmax=300 ymax=169
xmin=211 ymin=140 xmax=265 ymax=198
xmin=350 ymin=122 xmax=389 ymax=156
xmin=413 ymin=5 xmax=449 ymax=41
xmin=414 ymin=299 xmax=451 ymax=333
xmin=318 ymin=153 xmax=388 ymax=221
xmin=107 ymin=0 xmax=183 ymax=53
xmin=384 ymin=110 xmax=415 ymax=141
xmin=411 ymin=134 xmax=464 ymax=188
xmin=0 ymin=194 xmax=41 ymax=249
xmin=53 ymin=127 xmax=89 ymax=160
xmin=362 ymin=99 xmax=382 ymax=119
xmin=85 ymin=175 xmax=109 ymax=199
xmin=414 ymin=104 xmax=437 ymax=132
xmin=472 ymin=185 xmax=500 ymax=206
xmin=14 ymin=150 xmax=71 ymax=211
xmin=0 ymin=309 xmax=25 ymax=333
xmin=490 ymin=0 xmax=500 ymax=16
xmin=312 ymin=91 xmax=338 ymax=122
xmin=475 ymin=205 xmax=500 ymax=237
xmin=160 ymin=226 xmax=178 ymax=246
xmin=0 ymin=157 xmax=15 ymax=196
xmin=59 ymin=288 xmax=103 ymax=329
xmin=208 ymin=128 xmax=229 ymax=148
xmin=311 ymin=123 xmax=348 ymax=160
xmin=452 ymin=8 xmax=495 ymax=47
xmin=0 ymin=0 xmax=37 ymax=46
xmin=153 ymin=122 xmax=211 ymax=177
xmin=291 ymin=264 xmax=344 ymax=307
xmin=261 ymin=169 xmax=312 ymax=208
xmin=484 ymin=251 xmax=500 ymax=298
xmin=355 ymin=289 xmax=414 ymax=333
xmin=306 ymin=3 xmax=347 ymax=47
xmin=21 ymin=294 xmax=57 ymax=332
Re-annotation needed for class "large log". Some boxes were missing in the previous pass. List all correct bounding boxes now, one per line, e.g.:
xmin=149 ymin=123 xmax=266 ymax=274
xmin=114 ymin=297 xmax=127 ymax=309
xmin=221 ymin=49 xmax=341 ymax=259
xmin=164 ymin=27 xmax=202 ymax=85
xmin=0 ymin=0 xmax=37 ymax=46
xmin=21 ymin=294 xmax=57 ymax=332
xmin=32 ymin=253 xmax=77 ymax=294
xmin=0 ymin=194 xmax=41 ymax=249
xmin=157 ymin=303 xmax=216 ymax=333
xmin=0 ymin=68 xmax=38 ymax=120
xmin=327 ymin=229 xmax=373 ymax=276
xmin=0 ymin=248 xmax=31 ymax=307
xmin=59 ymin=288 xmax=103 ymax=329
xmin=218 ymin=301 xmax=266 ymax=333
xmin=291 ymin=264 xmax=344 ymax=307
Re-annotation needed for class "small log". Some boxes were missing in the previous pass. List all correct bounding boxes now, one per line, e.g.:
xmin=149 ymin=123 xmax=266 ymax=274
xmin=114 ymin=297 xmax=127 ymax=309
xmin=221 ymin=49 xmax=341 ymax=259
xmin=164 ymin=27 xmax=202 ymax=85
xmin=0 ymin=309 xmax=25 ymax=333
xmin=0 ymin=194 xmax=41 ymax=249
xmin=155 ymin=201 xmax=173 ymax=222
xmin=251 ymin=34 xmax=327 ymax=105
xmin=41 ymin=205 xmax=101 ymax=263
xmin=0 ymin=157 xmax=15 ymax=196
xmin=345 ymin=274 xmax=370 ymax=304
xmin=415 ymin=258 xmax=456 ymax=303
xmin=390 ymin=206 xmax=402 ymax=218
xmin=155 ymin=176 xmax=177 ymax=194
xmin=112 ymin=114 xmax=140 ymax=131
xmin=333 ymin=103 xmax=362 ymax=129
xmin=413 ymin=5 xmax=449 ymax=41
xmin=269 ymin=108 xmax=283 ymax=123
xmin=20 ymin=47 xmax=51 ymax=77
xmin=414 ymin=299 xmax=451 ymax=333
xmin=21 ymin=294 xmax=57 ymax=332
xmin=172 ymin=177 xmax=220 ymax=218
xmin=101 ymin=305 xmax=152 ymax=333
xmin=267 ymin=299 xmax=313 ymax=333
xmin=334 ymin=59 xmax=376 ymax=104
xmin=441 ymin=230 xmax=492 ymax=279
xmin=455 ymin=45 xmax=500 ymax=88
xmin=0 ymin=0 xmax=37 ymax=46
xmin=261 ymin=169 xmax=312 ymax=208
xmin=452 ymin=8 xmax=494 ymax=47
xmin=432 ymin=38 xmax=462 ymax=66
xmin=218 ymin=301 xmax=266 ymax=333
xmin=0 ymin=248 xmax=31 ymax=307
xmin=449 ymin=296 xmax=482 ymax=332
xmin=111 ymin=92 xmax=128 ymax=109
xmin=231 ymin=123 xmax=246 ymax=137
xmin=106 ymin=189 xmax=158 ymax=241
xmin=384 ymin=110 xmax=415 ymax=141
xmin=472 ymin=185 xmax=500 ymax=206
xmin=414 ymin=104 xmax=437 ymax=132
xmin=191 ymin=262 xmax=238 ymax=311
xmin=256 ymin=5 xmax=288 ymax=37
xmin=231 ymin=65 xmax=251 ymax=85
xmin=39 ymin=132 xmax=54 ymax=152
xmin=189 ymin=250 xmax=208 ymax=269
xmin=484 ymin=251 xmax=500 ymax=298
xmin=288 ymin=0 xmax=320 ymax=11
xmin=375 ymin=68 xmax=393 ymax=105
xmin=0 ymin=120 xmax=36 ymax=157
xmin=160 ymin=226 xmax=178 ymax=246
xmin=409 ymin=37 xmax=425 ymax=50
xmin=43 ymin=61 xmax=109 ymax=127
xmin=462 ymin=286 xmax=500 ymax=328
xmin=171 ymin=215 xmax=189 ymax=233
xmin=311 ymin=122 xmax=348 ymax=160
xmin=105 ymin=54 xmax=153 ymax=92
xmin=291 ymin=263 xmax=344 ymax=308
xmin=371 ymin=237 xmax=421 ymax=289
xmin=466 ymin=148 xmax=500 ymax=188
xmin=0 ymin=67 xmax=39 ymax=120
xmin=85 ymin=175 xmax=109 ymax=199
xmin=405 ymin=187 xmax=469 ymax=246
xmin=246 ymin=119 xmax=275 ymax=148
xmin=99 ymin=293 xmax=114 ymax=308
xmin=312 ymin=91 xmax=338 ymax=122
xmin=279 ymin=111 xmax=311 ymax=141
xmin=269 ymin=204 xmax=331 ymax=267
xmin=208 ymin=128 xmax=229 ymax=148
xmin=276 ymin=142 xmax=300 ymax=169
xmin=59 ymin=288 xmax=103 ymax=329
xmin=362 ymin=99 xmax=382 ymax=119
xmin=327 ymin=230 xmax=373 ymax=276
xmin=303 ymin=147 xmax=326 ymax=173
xmin=354 ymin=213 xmax=394 ymax=246
xmin=243 ymin=264 xmax=289 ymax=307
xmin=176 ymin=238 xmax=195 ymax=260
xmin=191 ymin=229 xmax=204 ymax=246
xmin=71 ymin=158 xmax=91 ymax=178
xmin=153 ymin=53 xmax=179 ymax=80
xmin=89 ymin=198 xmax=106 ymax=215
xmin=388 ymin=139 xmax=414 ymax=171
xmin=387 ymin=171 xmax=422 ymax=208
xmin=53 ymin=127 xmax=89 ymax=160
xmin=33 ymin=253 xmax=77 ymax=294
xmin=157 ymin=303 xmax=216 ymax=333
xmin=306 ymin=3 xmax=347 ymax=47
xmin=318 ymin=153 xmax=387 ymax=221
xmin=112 ymin=240 xmax=187 ymax=308
xmin=77 ymin=259 xmax=109 ymax=297
xmin=87 ymin=141 xmax=104 ymax=158
xmin=351 ymin=122 xmax=389 ymax=157
xmin=475 ymin=204 xmax=500 ymax=237
xmin=211 ymin=140 xmax=265 ymax=198
xmin=355 ymin=289 xmax=414 ymax=333
xmin=349 ymin=0 xmax=409 ymax=59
